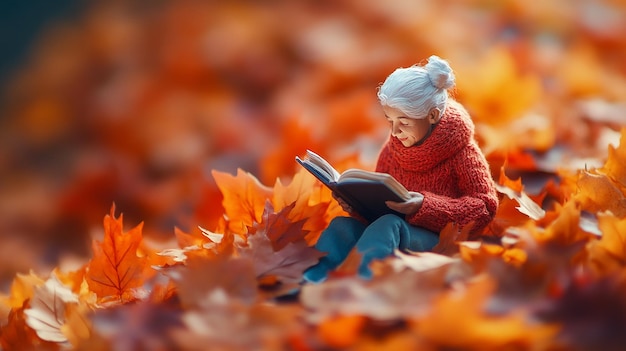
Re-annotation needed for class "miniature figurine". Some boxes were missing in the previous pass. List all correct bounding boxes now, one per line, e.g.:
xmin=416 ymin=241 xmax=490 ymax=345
xmin=303 ymin=55 xmax=498 ymax=282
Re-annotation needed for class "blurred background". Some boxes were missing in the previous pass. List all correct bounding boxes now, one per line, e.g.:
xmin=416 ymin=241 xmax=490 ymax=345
xmin=0 ymin=0 xmax=624 ymax=288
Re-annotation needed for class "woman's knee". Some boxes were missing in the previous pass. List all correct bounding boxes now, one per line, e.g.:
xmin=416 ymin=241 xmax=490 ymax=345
xmin=315 ymin=216 xmax=365 ymax=249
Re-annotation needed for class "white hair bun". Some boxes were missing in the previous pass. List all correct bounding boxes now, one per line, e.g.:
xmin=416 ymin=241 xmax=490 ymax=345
xmin=425 ymin=55 xmax=455 ymax=90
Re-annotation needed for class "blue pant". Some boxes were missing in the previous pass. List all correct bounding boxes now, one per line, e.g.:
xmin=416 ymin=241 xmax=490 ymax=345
xmin=303 ymin=214 xmax=439 ymax=282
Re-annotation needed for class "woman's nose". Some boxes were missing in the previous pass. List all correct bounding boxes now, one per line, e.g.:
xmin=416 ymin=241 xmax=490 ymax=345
xmin=391 ymin=122 xmax=401 ymax=136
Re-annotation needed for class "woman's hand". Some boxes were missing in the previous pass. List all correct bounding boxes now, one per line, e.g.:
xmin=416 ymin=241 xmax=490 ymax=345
xmin=385 ymin=191 xmax=424 ymax=215
xmin=332 ymin=192 xmax=353 ymax=214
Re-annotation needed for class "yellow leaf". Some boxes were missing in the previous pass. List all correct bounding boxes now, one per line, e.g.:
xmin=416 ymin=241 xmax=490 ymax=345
xmin=61 ymin=302 xmax=92 ymax=347
xmin=5 ymin=271 xmax=46 ymax=309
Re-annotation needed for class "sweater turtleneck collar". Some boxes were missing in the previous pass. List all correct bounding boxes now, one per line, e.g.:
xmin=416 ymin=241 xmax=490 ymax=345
xmin=387 ymin=100 xmax=474 ymax=172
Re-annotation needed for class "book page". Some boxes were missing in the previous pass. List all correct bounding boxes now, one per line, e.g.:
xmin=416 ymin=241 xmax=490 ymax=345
xmin=305 ymin=150 xmax=341 ymax=182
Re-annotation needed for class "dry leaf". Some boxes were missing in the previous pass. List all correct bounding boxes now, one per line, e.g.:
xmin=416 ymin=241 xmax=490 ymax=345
xmin=392 ymin=250 xmax=458 ymax=273
xmin=432 ymin=221 xmax=474 ymax=256
xmin=1 ymin=306 xmax=60 ymax=351
xmin=4 ymin=271 xmax=46 ymax=309
xmin=85 ymin=205 xmax=147 ymax=304
xmin=574 ymin=170 xmax=626 ymax=218
xmin=413 ymin=277 xmax=559 ymax=350
xmin=24 ymin=276 xmax=79 ymax=343
xmin=301 ymin=268 xmax=449 ymax=321
xmin=600 ymin=128 xmax=626 ymax=186
xmin=212 ymin=169 xmax=273 ymax=232
xmin=587 ymin=213 xmax=626 ymax=275
xmin=61 ymin=302 xmax=92 ymax=348
xmin=241 ymin=227 xmax=323 ymax=285
xmin=495 ymin=171 xmax=546 ymax=221
xmin=168 ymin=255 xmax=258 ymax=308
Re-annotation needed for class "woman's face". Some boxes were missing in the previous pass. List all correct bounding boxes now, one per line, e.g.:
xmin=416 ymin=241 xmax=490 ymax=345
xmin=383 ymin=105 xmax=437 ymax=147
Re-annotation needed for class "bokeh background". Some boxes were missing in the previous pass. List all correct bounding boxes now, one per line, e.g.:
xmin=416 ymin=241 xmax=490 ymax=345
xmin=1 ymin=0 xmax=625 ymax=289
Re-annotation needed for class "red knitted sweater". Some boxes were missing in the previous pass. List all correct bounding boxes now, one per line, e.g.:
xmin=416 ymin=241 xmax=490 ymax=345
xmin=375 ymin=100 xmax=498 ymax=236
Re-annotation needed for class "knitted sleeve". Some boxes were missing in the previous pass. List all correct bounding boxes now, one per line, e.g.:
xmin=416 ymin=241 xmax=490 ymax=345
xmin=406 ymin=144 xmax=498 ymax=236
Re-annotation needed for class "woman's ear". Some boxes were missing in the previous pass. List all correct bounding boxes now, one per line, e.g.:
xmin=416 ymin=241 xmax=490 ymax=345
xmin=428 ymin=108 xmax=441 ymax=124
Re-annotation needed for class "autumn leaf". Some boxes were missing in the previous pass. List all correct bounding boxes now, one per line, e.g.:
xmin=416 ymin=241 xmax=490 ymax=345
xmin=412 ymin=276 xmax=559 ymax=350
xmin=1 ymin=306 xmax=60 ymax=351
xmin=574 ymin=170 xmax=626 ymax=218
xmin=392 ymin=250 xmax=459 ymax=273
xmin=4 ymin=271 xmax=45 ymax=309
xmin=240 ymin=225 xmax=323 ymax=286
xmin=456 ymin=47 xmax=542 ymax=127
xmin=301 ymin=267 xmax=450 ymax=321
xmin=459 ymin=241 xmax=527 ymax=273
xmin=432 ymin=221 xmax=474 ymax=256
xmin=600 ymin=128 xmax=626 ymax=186
xmin=172 ymin=296 xmax=303 ymax=351
xmin=271 ymin=169 xmax=334 ymax=244
xmin=24 ymin=275 xmax=79 ymax=343
xmin=316 ymin=315 xmax=366 ymax=349
xmin=495 ymin=168 xmax=546 ymax=221
xmin=212 ymin=169 xmax=273 ymax=233
xmin=259 ymin=201 xmax=309 ymax=251
xmin=87 ymin=300 xmax=183 ymax=351
xmin=587 ymin=213 xmax=626 ymax=276
xmin=168 ymin=255 xmax=258 ymax=309
xmin=85 ymin=205 xmax=147 ymax=304
xmin=61 ymin=302 xmax=92 ymax=348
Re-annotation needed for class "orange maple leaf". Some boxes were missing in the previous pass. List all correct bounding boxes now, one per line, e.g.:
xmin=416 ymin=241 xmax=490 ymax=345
xmin=600 ymin=128 xmax=626 ymax=186
xmin=574 ymin=170 xmax=626 ymax=218
xmin=413 ymin=277 xmax=559 ymax=350
xmin=495 ymin=167 xmax=546 ymax=221
xmin=587 ymin=213 xmax=626 ymax=276
xmin=1 ymin=306 xmax=59 ymax=351
xmin=85 ymin=205 xmax=147 ymax=304
xmin=260 ymin=201 xmax=308 ymax=251
xmin=212 ymin=169 xmax=273 ymax=233
xmin=271 ymin=169 xmax=333 ymax=244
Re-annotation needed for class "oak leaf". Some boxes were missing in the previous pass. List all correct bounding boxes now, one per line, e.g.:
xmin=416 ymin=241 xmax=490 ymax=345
xmin=24 ymin=275 xmax=79 ymax=343
xmin=85 ymin=205 xmax=147 ymax=304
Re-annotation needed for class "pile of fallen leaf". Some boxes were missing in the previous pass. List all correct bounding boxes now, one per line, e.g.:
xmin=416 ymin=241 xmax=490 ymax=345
xmin=1 ymin=0 xmax=626 ymax=350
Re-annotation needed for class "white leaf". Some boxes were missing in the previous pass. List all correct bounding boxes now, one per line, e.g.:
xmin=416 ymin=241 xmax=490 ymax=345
xmin=24 ymin=275 xmax=78 ymax=343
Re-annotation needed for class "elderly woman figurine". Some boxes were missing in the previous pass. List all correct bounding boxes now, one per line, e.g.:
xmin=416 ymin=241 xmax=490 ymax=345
xmin=304 ymin=55 xmax=498 ymax=282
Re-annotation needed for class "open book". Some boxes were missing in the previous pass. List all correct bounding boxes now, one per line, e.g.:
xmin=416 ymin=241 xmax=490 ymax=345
xmin=296 ymin=150 xmax=411 ymax=222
